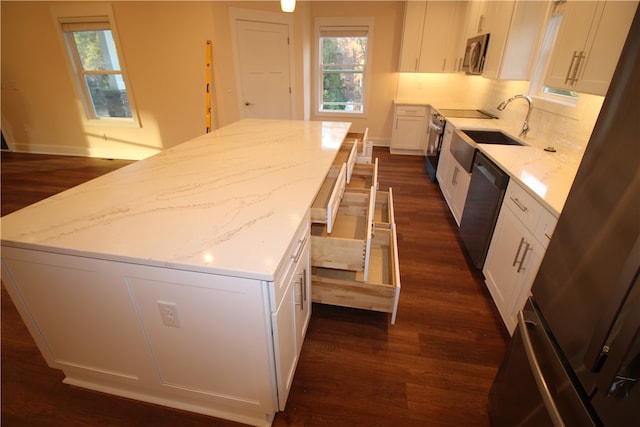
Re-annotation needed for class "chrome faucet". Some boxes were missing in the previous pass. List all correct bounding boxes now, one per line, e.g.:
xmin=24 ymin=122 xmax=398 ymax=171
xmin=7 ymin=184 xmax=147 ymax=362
xmin=497 ymin=94 xmax=533 ymax=137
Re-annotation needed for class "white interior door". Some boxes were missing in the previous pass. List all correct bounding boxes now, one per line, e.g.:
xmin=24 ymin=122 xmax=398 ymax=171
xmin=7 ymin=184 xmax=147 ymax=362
xmin=235 ymin=20 xmax=291 ymax=119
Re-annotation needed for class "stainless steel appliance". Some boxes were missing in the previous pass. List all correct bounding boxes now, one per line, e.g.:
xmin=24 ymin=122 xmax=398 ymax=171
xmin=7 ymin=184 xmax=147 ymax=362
xmin=425 ymin=110 xmax=445 ymax=182
xmin=489 ymin=9 xmax=640 ymax=426
xmin=458 ymin=151 xmax=509 ymax=269
xmin=462 ymin=33 xmax=490 ymax=75
xmin=426 ymin=109 xmax=496 ymax=182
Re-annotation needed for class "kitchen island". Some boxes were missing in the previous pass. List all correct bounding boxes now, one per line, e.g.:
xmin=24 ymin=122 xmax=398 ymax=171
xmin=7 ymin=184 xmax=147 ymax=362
xmin=0 ymin=119 xmax=351 ymax=427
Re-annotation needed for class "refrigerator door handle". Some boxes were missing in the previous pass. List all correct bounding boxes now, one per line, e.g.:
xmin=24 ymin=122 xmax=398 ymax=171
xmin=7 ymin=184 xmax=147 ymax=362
xmin=518 ymin=311 xmax=566 ymax=427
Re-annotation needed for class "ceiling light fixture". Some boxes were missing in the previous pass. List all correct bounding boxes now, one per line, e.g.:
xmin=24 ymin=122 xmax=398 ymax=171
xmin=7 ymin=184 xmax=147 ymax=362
xmin=281 ymin=0 xmax=296 ymax=13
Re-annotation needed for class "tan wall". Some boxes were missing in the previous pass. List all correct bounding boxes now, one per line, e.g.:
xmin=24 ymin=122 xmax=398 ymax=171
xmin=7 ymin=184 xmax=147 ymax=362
xmin=1 ymin=1 xmax=403 ymax=160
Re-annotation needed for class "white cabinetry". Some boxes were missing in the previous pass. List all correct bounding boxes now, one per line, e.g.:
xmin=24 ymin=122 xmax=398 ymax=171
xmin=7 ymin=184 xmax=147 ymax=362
xmin=272 ymin=234 xmax=311 ymax=410
xmin=436 ymin=123 xmax=471 ymax=226
xmin=544 ymin=0 xmax=638 ymax=95
xmin=1 ymin=245 xmax=294 ymax=427
xmin=480 ymin=0 xmax=549 ymax=80
xmin=390 ymin=104 xmax=428 ymax=155
xmin=483 ymin=180 xmax=558 ymax=335
xmin=398 ymin=1 xmax=466 ymax=73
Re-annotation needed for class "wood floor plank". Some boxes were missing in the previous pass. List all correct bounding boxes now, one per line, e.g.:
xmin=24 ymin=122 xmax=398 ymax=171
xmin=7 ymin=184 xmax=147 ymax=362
xmin=1 ymin=148 xmax=508 ymax=426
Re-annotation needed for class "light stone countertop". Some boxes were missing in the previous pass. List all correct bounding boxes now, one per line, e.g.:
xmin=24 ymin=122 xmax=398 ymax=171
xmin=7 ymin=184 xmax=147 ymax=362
xmin=1 ymin=119 xmax=351 ymax=281
xmin=442 ymin=116 xmax=578 ymax=216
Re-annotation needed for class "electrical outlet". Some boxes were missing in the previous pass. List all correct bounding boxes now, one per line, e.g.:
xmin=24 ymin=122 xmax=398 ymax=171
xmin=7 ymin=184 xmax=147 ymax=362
xmin=157 ymin=301 xmax=181 ymax=328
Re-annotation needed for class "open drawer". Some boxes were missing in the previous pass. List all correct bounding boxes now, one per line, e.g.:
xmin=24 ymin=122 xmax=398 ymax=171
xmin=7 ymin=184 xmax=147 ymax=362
xmin=311 ymin=186 xmax=375 ymax=274
xmin=333 ymin=137 xmax=358 ymax=183
xmin=310 ymin=163 xmax=346 ymax=233
xmin=374 ymin=187 xmax=394 ymax=226
xmin=345 ymin=128 xmax=371 ymax=164
xmin=346 ymin=158 xmax=378 ymax=191
xmin=311 ymin=223 xmax=401 ymax=324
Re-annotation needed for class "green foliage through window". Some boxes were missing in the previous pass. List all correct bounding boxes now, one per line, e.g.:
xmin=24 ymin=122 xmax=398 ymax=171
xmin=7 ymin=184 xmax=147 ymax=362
xmin=320 ymin=34 xmax=367 ymax=113
xmin=65 ymin=27 xmax=132 ymax=119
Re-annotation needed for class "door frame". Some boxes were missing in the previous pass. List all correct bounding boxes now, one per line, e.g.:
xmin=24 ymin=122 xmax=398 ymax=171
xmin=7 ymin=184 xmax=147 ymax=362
xmin=229 ymin=7 xmax=296 ymax=119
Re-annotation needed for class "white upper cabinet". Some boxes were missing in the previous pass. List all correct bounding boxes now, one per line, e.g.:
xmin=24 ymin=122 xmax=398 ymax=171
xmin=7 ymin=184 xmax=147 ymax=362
xmin=481 ymin=0 xmax=550 ymax=80
xmin=544 ymin=0 xmax=638 ymax=95
xmin=398 ymin=1 xmax=467 ymax=73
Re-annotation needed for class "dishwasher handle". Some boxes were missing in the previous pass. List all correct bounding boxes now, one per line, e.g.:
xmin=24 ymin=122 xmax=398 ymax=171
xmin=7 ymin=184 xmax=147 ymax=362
xmin=472 ymin=152 xmax=509 ymax=190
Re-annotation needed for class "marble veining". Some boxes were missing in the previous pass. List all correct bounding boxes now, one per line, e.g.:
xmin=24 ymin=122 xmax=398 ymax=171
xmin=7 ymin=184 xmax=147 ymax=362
xmin=437 ymin=115 xmax=578 ymax=216
xmin=1 ymin=119 xmax=351 ymax=281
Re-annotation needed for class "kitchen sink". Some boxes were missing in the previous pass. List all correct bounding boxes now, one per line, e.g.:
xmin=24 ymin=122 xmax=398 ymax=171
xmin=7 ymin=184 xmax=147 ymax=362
xmin=460 ymin=130 xmax=523 ymax=146
xmin=450 ymin=129 xmax=523 ymax=172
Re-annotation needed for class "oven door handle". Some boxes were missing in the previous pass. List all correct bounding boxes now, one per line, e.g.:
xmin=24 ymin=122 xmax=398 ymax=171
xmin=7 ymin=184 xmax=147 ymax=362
xmin=429 ymin=121 xmax=444 ymax=134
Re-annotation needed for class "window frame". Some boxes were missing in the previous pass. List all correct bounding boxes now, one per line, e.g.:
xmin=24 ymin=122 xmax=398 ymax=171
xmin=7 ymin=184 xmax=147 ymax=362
xmin=314 ymin=17 xmax=373 ymax=118
xmin=52 ymin=4 xmax=140 ymax=127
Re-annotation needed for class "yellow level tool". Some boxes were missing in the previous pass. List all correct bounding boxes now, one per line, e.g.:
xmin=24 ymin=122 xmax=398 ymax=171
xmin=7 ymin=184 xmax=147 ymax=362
xmin=205 ymin=40 xmax=212 ymax=133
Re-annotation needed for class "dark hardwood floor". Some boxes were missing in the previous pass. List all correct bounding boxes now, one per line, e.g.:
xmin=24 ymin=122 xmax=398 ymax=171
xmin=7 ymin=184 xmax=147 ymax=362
xmin=1 ymin=148 xmax=508 ymax=426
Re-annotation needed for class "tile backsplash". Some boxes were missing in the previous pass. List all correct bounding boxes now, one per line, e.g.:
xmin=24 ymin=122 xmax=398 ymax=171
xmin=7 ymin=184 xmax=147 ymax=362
xmin=396 ymin=73 xmax=605 ymax=169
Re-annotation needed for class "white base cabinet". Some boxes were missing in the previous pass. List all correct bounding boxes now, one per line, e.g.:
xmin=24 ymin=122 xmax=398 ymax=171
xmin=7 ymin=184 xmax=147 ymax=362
xmin=483 ymin=180 xmax=558 ymax=335
xmin=390 ymin=104 xmax=428 ymax=155
xmin=436 ymin=123 xmax=471 ymax=226
xmin=1 ymin=214 xmax=312 ymax=427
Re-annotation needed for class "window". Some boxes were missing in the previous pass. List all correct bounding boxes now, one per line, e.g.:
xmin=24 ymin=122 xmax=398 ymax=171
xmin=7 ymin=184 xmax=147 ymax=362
xmin=60 ymin=17 xmax=134 ymax=122
xmin=316 ymin=18 xmax=372 ymax=115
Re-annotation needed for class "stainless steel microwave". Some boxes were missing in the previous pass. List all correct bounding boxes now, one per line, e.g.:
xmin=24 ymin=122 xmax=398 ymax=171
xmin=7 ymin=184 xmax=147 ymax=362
xmin=462 ymin=33 xmax=490 ymax=75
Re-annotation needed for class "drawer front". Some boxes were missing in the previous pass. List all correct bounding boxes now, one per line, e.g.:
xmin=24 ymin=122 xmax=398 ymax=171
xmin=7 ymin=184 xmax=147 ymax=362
xmin=504 ymin=180 xmax=544 ymax=232
xmin=396 ymin=104 xmax=427 ymax=117
xmin=310 ymin=163 xmax=346 ymax=233
xmin=311 ymin=223 xmax=401 ymax=324
xmin=345 ymin=139 xmax=358 ymax=183
xmin=310 ymin=187 xmax=375 ymax=272
xmin=270 ymin=211 xmax=310 ymax=311
xmin=346 ymin=158 xmax=378 ymax=191
xmin=534 ymin=207 xmax=558 ymax=249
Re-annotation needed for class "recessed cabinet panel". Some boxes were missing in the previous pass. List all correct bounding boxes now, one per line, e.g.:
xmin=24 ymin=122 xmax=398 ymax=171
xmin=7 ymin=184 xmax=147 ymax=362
xmin=127 ymin=273 xmax=271 ymax=400
xmin=544 ymin=0 xmax=638 ymax=95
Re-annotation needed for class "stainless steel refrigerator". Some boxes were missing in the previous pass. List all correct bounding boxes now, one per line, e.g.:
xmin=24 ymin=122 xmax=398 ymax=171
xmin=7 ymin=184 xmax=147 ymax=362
xmin=489 ymin=7 xmax=640 ymax=427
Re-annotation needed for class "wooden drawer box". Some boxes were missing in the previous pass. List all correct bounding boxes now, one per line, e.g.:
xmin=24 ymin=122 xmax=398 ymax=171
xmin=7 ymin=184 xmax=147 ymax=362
xmin=344 ymin=128 xmax=372 ymax=164
xmin=346 ymin=158 xmax=378 ymax=191
xmin=333 ymin=137 xmax=358 ymax=183
xmin=311 ymin=187 xmax=375 ymax=273
xmin=312 ymin=223 xmax=401 ymax=324
xmin=310 ymin=163 xmax=346 ymax=233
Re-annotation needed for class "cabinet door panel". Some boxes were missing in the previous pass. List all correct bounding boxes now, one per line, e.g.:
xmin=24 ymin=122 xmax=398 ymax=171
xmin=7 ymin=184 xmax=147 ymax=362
xmin=545 ymin=2 xmax=599 ymax=89
xmin=419 ymin=1 xmax=458 ymax=72
xmin=391 ymin=116 xmax=426 ymax=151
xmin=576 ymin=0 xmax=638 ymax=94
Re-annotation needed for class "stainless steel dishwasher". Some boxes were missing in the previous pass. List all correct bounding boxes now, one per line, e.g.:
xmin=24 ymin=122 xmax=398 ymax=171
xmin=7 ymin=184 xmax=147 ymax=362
xmin=459 ymin=151 xmax=509 ymax=269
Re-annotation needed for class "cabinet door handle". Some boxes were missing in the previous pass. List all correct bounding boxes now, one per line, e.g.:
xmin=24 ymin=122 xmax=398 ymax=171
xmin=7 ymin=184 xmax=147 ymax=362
xmin=544 ymin=232 xmax=553 ymax=240
xmin=517 ymin=242 xmax=533 ymax=273
xmin=510 ymin=197 xmax=528 ymax=212
xmin=442 ymin=58 xmax=447 ymax=72
xmin=565 ymin=50 xmax=579 ymax=84
xmin=297 ymin=270 xmax=306 ymax=311
xmin=512 ymin=237 xmax=526 ymax=267
xmin=572 ymin=51 xmax=586 ymax=84
xmin=452 ymin=167 xmax=459 ymax=186
xmin=302 ymin=268 xmax=307 ymax=304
